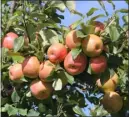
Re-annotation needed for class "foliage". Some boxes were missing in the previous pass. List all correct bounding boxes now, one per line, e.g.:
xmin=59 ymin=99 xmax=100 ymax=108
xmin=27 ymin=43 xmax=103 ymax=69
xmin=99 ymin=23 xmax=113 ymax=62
xmin=1 ymin=0 xmax=129 ymax=117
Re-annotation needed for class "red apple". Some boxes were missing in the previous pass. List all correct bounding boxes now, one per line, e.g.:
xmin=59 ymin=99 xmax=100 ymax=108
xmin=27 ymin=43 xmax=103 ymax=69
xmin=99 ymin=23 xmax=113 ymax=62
xmin=64 ymin=52 xmax=87 ymax=75
xmin=22 ymin=56 xmax=40 ymax=78
xmin=30 ymin=79 xmax=53 ymax=100
xmin=39 ymin=60 xmax=56 ymax=82
xmin=65 ymin=30 xmax=81 ymax=49
xmin=47 ymin=43 xmax=68 ymax=63
xmin=9 ymin=63 xmax=23 ymax=81
xmin=82 ymin=34 xmax=103 ymax=57
xmin=89 ymin=55 xmax=107 ymax=74
xmin=2 ymin=32 xmax=18 ymax=49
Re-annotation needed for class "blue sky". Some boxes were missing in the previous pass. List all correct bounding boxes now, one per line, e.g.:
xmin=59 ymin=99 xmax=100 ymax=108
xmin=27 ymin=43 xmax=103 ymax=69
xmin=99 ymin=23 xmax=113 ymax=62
xmin=60 ymin=1 xmax=128 ymax=27
xmin=59 ymin=1 xmax=128 ymax=116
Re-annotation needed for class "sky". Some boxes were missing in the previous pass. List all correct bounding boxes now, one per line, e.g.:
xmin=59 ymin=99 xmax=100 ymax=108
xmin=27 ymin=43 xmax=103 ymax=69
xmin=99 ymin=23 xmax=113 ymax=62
xmin=58 ymin=1 xmax=128 ymax=116
xmin=59 ymin=1 xmax=128 ymax=27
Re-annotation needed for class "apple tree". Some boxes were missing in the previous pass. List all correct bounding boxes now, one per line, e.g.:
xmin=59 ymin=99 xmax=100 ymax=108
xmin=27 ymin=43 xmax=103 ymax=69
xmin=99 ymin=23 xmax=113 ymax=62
xmin=1 ymin=0 xmax=129 ymax=117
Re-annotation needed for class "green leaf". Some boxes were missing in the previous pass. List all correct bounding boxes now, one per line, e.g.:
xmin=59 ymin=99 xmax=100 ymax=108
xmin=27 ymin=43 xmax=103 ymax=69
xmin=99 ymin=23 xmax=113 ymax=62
xmin=109 ymin=25 xmax=120 ymax=42
xmin=90 ymin=14 xmax=105 ymax=21
xmin=14 ymin=36 xmax=24 ymax=52
xmin=69 ymin=19 xmax=83 ymax=30
xmin=107 ymin=0 xmax=115 ymax=10
xmin=122 ymin=15 xmax=128 ymax=24
xmin=52 ymin=78 xmax=62 ymax=91
xmin=11 ymin=54 xmax=25 ymax=63
xmin=1 ymin=97 xmax=9 ymax=106
xmin=73 ymin=105 xmax=87 ymax=116
xmin=70 ymin=10 xmax=84 ymax=17
xmin=1 ymin=104 xmax=10 ymax=112
xmin=11 ymin=89 xmax=20 ymax=103
xmin=76 ymin=30 xmax=87 ymax=38
xmin=18 ymin=108 xmax=27 ymax=116
xmin=7 ymin=105 xmax=18 ymax=116
xmin=50 ymin=1 xmax=66 ymax=12
xmin=71 ymin=48 xmax=82 ymax=60
xmin=26 ymin=91 xmax=32 ymax=97
xmin=20 ymin=76 xmax=28 ymax=82
xmin=64 ymin=72 xmax=75 ymax=85
xmin=86 ymin=8 xmax=99 ymax=17
xmin=64 ymin=1 xmax=76 ymax=12
xmin=98 ymin=0 xmax=109 ymax=16
xmin=38 ymin=103 xmax=46 ymax=113
xmin=115 ymin=9 xmax=129 ymax=13
xmin=81 ymin=23 xmax=95 ymax=35
xmin=27 ymin=109 xmax=40 ymax=116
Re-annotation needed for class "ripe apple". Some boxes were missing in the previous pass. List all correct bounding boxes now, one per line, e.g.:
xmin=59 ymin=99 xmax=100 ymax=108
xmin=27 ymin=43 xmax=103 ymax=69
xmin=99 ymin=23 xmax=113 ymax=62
xmin=30 ymin=79 xmax=53 ymax=100
xmin=92 ymin=21 xmax=104 ymax=33
xmin=39 ymin=60 xmax=56 ymax=82
xmin=22 ymin=56 xmax=40 ymax=78
xmin=89 ymin=55 xmax=107 ymax=74
xmin=64 ymin=52 xmax=87 ymax=75
xmin=47 ymin=43 xmax=68 ymax=63
xmin=65 ymin=30 xmax=82 ymax=49
xmin=9 ymin=63 xmax=23 ymax=82
xmin=101 ymin=91 xmax=123 ymax=113
xmin=96 ymin=72 xmax=119 ymax=93
xmin=2 ymin=32 xmax=18 ymax=49
xmin=82 ymin=34 xmax=103 ymax=57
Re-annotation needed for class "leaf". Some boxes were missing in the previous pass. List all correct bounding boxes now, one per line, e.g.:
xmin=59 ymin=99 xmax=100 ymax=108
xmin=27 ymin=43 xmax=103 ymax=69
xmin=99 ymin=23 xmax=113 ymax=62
xmin=69 ymin=19 xmax=83 ymax=30
xmin=71 ymin=47 xmax=82 ymax=60
xmin=107 ymin=0 xmax=115 ymax=10
xmin=81 ymin=23 xmax=95 ymax=35
xmin=70 ymin=10 xmax=84 ymax=17
xmin=11 ymin=54 xmax=25 ymax=63
xmin=86 ymin=8 xmax=99 ymax=17
xmin=98 ymin=0 xmax=109 ymax=16
xmin=27 ymin=109 xmax=40 ymax=116
xmin=109 ymin=25 xmax=120 ymax=42
xmin=18 ymin=108 xmax=27 ymax=116
xmin=52 ymin=78 xmax=62 ymax=91
xmin=64 ymin=72 xmax=75 ymax=85
xmin=20 ymin=76 xmax=28 ymax=82
xmin=7 ymin=105 xmax=18 ymax=116
xmin=26 ymin=91 xmax=32 ymax=97
xmin=38 ymin=103 xmax=46 ymax=113
xmin=11 ymin=89 xmax=20 ymax=103
xmin=14 ymin=36 xmax=24 ymax=52
xmin=73 ymin=105 xmax=87 ymax=116
xmin=115 ymin=9 xmax=129 ymax=13
xmin=76 ymin=30 xmax=87 ymax=38
xmin=64 ymin=1 xmax=76 ymax=12
xmin=122 ymin=15 xmax=128 ymax=24
xmin=50 ymin=1 xmax=66 ymax=12
xmin=90 ymin=14 xmax=105 ymax=21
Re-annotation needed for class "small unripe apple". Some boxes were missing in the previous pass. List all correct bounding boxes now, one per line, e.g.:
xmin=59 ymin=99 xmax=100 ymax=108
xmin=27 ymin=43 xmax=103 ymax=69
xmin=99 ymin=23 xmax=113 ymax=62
xmin=9 ymin=63 xmax=23 ymax=82
xmin=82 ymin=34 xmax=103 ymax=57
xmin=47 ymin=43 xmax=68 ymax=63
xmin=64 ymin=52 xmax=87 ymax=75
xmin=65 ymin=30 xmax=81 ymax=49
xmin=30 ymin=79 xmax=53 ymax=100
xmin=101 ymin=91 xmax=123 ymax=113
xmin=96 ymin=72 xmax=119 ymax=93
xmin=22 ymin=56 xmax=40 ymax=78
xmin=39 ymin=60 xmax=56 ymax=82
xmin=2 ymin=32 xmax=18 ymax=49
xmin=89 ymin=55 xmax=107 ymax=74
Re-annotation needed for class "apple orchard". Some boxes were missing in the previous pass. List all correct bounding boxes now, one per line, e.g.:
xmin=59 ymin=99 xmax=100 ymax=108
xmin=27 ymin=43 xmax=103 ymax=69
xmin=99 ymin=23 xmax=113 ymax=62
xmin=1 ymin=0 xmax=129 ymax=117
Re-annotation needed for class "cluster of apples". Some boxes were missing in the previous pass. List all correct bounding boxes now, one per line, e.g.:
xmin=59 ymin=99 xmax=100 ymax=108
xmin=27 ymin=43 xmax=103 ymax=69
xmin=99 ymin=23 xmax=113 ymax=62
xmin=2 ymin=21 xmax=123 ymax=113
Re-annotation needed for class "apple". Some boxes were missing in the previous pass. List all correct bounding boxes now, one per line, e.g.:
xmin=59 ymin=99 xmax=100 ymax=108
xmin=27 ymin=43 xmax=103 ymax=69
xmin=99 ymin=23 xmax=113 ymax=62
xmin=47 ymin=43 xmax=68 ymax=63
xmin=101 ymin=91 xmax=123 ymax=113
xmin=91 ymin=21 xmax=104 ymax=33
xmin=96 ymin=72 xmax=119 ymax=93
xmin=82 ymin=34 xmax=103 ymax=57
xmin=65 ymin=30 xmax=82 ymax=49
xmin=30 ymin=79 xmax=53 ymax=100
xmin=39 ymin=60 xmax=56 ymax=82
xmin=89 ymin=55 xmax=107 ymax=74
xmin=9 ymin=63 xmax=23 ymax=82
xmin=64 ymin=51 xmax=87 ymax=75
xmin=2 ymin=32 xmax=18 ymax=49
xmin=22 ymin=56 xmax=40 ymax=78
